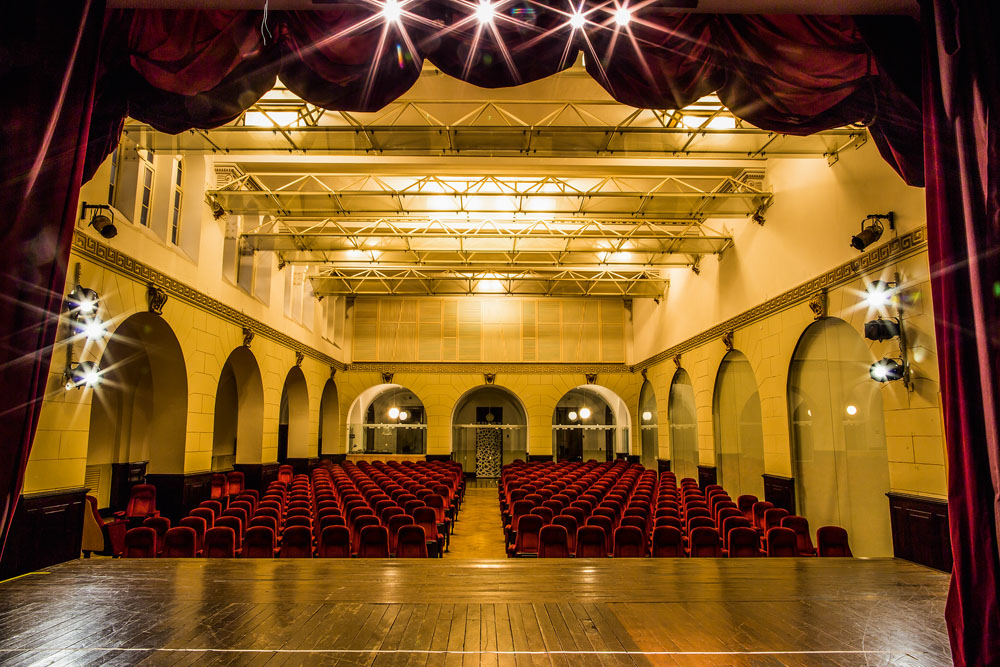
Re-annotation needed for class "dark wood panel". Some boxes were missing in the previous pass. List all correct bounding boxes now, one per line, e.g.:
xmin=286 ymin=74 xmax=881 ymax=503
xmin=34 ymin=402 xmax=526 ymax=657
xmin=424 ymin=454 xmax=452 ymax=463
xmin=0 ymin=488 xmax=88 ymax=579
xmin=233 ymin=463 xmax=283 ymax=494
xmin=527 ymin=454 xmax=554 ymax=463
xmin=763 ymin=474 xmax=796 ymax=514
xmin=144 ymin=472 xmax=214 ymax=524
xmin=284 ymin=457 xmax=319 ymax=476
xmin=697 ymin=464 xmax=717 ymax=488
xmin=657 ymin=458 xmax=671 ymax=474
xmin=108 ymin=461 xmax=146 ymax=512
xmin=887 ymin=492 xmax=952 ymax=572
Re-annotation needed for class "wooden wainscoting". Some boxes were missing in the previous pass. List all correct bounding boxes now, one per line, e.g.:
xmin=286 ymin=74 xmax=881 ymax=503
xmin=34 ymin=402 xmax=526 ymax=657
xmin=887 ymin=492 xmax=952 ymax=572
xmin=0 ymin=488 xmax=88 ymax=580
xmin=763 ymin=474 xmax=796 ymax=514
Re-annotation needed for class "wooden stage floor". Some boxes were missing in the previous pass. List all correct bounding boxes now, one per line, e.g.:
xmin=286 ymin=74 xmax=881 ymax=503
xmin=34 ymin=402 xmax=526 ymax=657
xmin=0 ymin=558 xmax=950 ymax=666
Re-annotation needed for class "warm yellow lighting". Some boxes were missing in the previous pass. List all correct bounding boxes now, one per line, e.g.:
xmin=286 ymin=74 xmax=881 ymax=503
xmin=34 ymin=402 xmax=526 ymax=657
xmin=475 ymin=1 xmax=495 ymax=24
xmin=681 ymin=115 xmax=737 ymax=130
xmin=382 ymin=0 xmax=402 ymax=23
xmin=846 ymin=405 xmax=858 ymax=416
xmin=398 ymin=410 xmax=409 ymax=421
xmin=389 ymin=406 xmax=400 ymax=419
xmin=568 ymin=411 xmax=578 ymax=421
xmin=477 ymin=279 xmax=505 ymax=293
xmin=642 ymin=411 xmax=652 ymax=421
xmin=244 ymin=111 xmax=303 ymax=128
xmin=569 ymin=12 xmax=586 ymax=30
xmin=614 ymin=6 xmax=631 ymax=26
xmin=579 ymin=407 xmax=592 ymax=419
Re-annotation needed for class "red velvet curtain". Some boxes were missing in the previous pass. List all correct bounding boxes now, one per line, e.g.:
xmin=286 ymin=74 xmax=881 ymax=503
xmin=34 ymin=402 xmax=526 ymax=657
xmin=921 ymin=1 xmax=1000 ymax=664
xmin=0 ymin=1 xmax=105 ymax=555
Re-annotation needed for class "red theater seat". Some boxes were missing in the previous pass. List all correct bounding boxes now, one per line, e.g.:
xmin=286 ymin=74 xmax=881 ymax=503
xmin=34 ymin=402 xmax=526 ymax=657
xmin=613 ymin=526 xmax=646 ymax=558
xmin=357 ymin=525 xmax=390 ymax=558
xmin=508 ymin=514 xmax=544 ymax=557
xmin=725 ymin=527 xmax=760 ymax=557
xmin=766 ymin=527 xmax=799 ymax=557
xmin=781 ymin=516 xmax=817 ymax=556
xmin=395 ymin=525 xmax=429 ymax=558
xmin=551 ymin=515 xmax=578 ymax=555
xmin=163 ymin=526 xmax=198 ymax=558
xmin=204 ymin=527 xmax=236 ymax=558
xmin=687 ymin=527 xmax=722 ymax=558
xmin=121 ymin=484 xmax=159 ymax=522
xmin=242 ymin=526 xmax=276 ymax=558
xmin=179 ymin=516 xmax=207 ymax=555
xmin=124 ymin=527 xmax=157 ymax=558
xmin=574 ymin=526 xmax=608 ymax=558
xmin=142 ymin=516 xmax=171 ymax=556
xmin=650 ymin=526 xmax=684 ymax=558
xmin=816 ymin=526 xmax=853 ymax=557
xmin=317 ymin=525 xmax=352 ymax=558
xmin=279 ymin=526 xmax=314 ymax=558
xmin=538 ymin=525 xmax=570 ymax=558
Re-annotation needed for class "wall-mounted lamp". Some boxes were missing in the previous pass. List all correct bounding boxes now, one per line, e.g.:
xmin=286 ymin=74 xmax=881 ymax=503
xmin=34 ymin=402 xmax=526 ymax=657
xmin=63 ymin=360 xmax=101 ymax=390
xmin=642 ymin=411 xmax=652 ymax=421
xmin=863 ymin=271 xmax=913 ymax=389
xmin=851 ymin=212 xmax=894 ymax=251
xmin=579 ymin=407 xmax=592 ymax=420
xmin=567 ymin=411 xmax=578 ymax=422
xmin=864 ymin=317 xmax=901 ymax=342
xmin=80 ymin=202 xmax=117 ymax=239
xmin=869 ymin=358 xmax=906 ymax=383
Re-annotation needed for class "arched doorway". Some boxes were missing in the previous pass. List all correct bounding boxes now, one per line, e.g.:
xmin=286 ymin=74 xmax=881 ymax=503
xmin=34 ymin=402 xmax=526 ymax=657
xmin=86 ymin=313 xmax=187 ymax=509
xmin=638 ymin=380 xmax=658 ymax=470
xmin=552 ymin=385 xmax=631 ymax=462
xmin=346 ymin=384 xmax=427 ymax=455
xmin=212 ymin=346 xmax=264 ymax=471
xmin=789 ymin=318 xmax=892 ymax=557
xmin=668 ymin=368 xmax=699 ymax=480
xmin=452 ymin=385 xmax=528 ymax=477
xmin=713 ymin=350 xmax=765 ymax=498
xmin=319 ymin=379 xmax=340 ymax=455
xmin=278 ymin=366 xmax=309 ymax=463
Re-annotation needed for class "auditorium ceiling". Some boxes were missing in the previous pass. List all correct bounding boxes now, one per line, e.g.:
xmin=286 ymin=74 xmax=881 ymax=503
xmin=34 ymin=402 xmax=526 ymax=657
xmin=124 ymin=60 xmax=867 ymax=297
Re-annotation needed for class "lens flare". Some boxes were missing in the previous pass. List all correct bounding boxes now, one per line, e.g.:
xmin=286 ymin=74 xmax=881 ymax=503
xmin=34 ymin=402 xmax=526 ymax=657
xmin=475 ymin=1 xmax=495 ymax=24
xmin=614 ymin=7 xmax=630 ymax=26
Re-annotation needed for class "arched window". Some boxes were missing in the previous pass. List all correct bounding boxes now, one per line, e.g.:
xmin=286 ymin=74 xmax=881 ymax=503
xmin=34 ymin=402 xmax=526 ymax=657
xmin=319 ymin=379 xmax=340 ymax=455
xmin=278 ymin=367 xmax=309 ymax=463
xmin=638 ymin=380 xmax=658 ymax=470
xmin=668 ymin=368 xmax=699 ymax=479
xmin=552 ymin=385 xmax=631 ymax=462
xmin=452 ymin=385 xmax=528 ymax=477
xmin=713 ymin=350 xmax=765 ymax=498
xmin=212 ymin=346 xmax=264 ymax=471
xmin=347 ymin=384 xmax=427 ymax=455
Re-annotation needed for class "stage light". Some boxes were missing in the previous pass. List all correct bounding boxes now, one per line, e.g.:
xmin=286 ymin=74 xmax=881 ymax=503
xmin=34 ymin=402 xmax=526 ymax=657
xmin=864 ymin=317 xmax=901 ymax=342
xmin=569 ymin=11 xmax=586 ymax=30
xmin=475 ymin=1 xmax=495 ymax=24
xmin=389 ymin=406 xmax=400 ymax=419
xmin=398 ymin=410 xmax=409 ymax=421
xmin=382 ymin=0 xmax=402 ymax=23
xmin=642 ymin=411 xmax=652 ymax=421
xmin=67 ymin=285 xmax=99 ymax=316
xmin=851 ymin=213 xmax=893 ymax=251
xmin=81 ymin=318 xmax=107 ymax=341
xmin=64 ymin=361 xmax=101 ymax=390
xmin=579 ymin=407 xmax=592 ymax=419
xmin=81 ymin=202 xmax=117 ymax=239
xmin=863 ymin=280 xmax=895 ymax=309
xmin=614 ymin=6 xmax=630 ymax=26
xmin=869 ymin=358 xmax=905 ymax=383
xmin=846 ymin=405 xmax=858 ymax=416
xmin=568 ymin=411 xmax=578 ymax=421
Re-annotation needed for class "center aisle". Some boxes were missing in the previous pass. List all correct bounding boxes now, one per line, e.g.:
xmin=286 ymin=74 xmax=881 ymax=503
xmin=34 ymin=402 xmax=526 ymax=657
xmin=448 ymin=479 xmax=509 ymax=558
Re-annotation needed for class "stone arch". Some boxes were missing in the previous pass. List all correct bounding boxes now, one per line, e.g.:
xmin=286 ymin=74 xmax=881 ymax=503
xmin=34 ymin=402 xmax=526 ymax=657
xmin=278 ymin=366 xmax=309 ymax=462
xmin=212 ymin=346 xmax=264 ymax=470
xmin=451 ymin=385 xmax=529 ymax=475
xmin=319 ymin=378 xmax=340 ymax=455
xmin=552 ymin=384 xmax=632 ymax=462
xmin=668 ymin=368 xmax=699 ymax=480
xmin=712 ymin=350 xmax=765 ymax=498
xmin=638 ymin=380 xmax=658 ymax=470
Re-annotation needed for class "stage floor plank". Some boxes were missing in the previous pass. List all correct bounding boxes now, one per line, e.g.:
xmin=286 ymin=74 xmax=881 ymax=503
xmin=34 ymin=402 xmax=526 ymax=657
xmin=0 ymin=558 xmax=950 ymax=666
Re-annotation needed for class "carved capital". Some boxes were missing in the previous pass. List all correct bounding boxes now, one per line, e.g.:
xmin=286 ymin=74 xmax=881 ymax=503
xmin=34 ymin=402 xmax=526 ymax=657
xmin=295 ymin=351 xmax=304 ymax=367
xmin=722 ymin=331 xmax=734 ymax=352
xmin=484 ymin=373 xmax=496 ymax=385
xmin=146 ymin=284 xmax=168 ymax=315
xmin=673 ymin=354 xmax=682 ymax=369
xmin=585 ymin=373 xmax=598 ymax=385
xmin=808 ymin=289 xmax=828 ymax=320
xmin=381 ymin=371 xmax=394 ymax=384
xmin=640 ymin=368 xmax=647 ymax=381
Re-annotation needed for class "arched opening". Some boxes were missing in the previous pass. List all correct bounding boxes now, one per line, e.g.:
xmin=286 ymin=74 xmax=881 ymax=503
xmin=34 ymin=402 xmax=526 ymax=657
xmin=713 ymin=350 xmax=765 ymax=498
xmin=346 ymin=384 xmax=427 ymax=455
xmin=452 ymin=385 xmax=528 ymax=477
xmin=789 ymin=318 xmax=892 ymax=557
xmin=278 ymin=366 xmax=309 ymax=462
xmin=552 ymin=385 xmax=631 ymax=462
xmin=319 ymin=379 xmax=340 ymax=455
xmin=86 ymin=313 xmax=187 ymax=509
xmin=638 ymin=380 xmax=658 ymax=470
xmin=212 ymin=346 xmax=264 ymax=471
xmin=668 ymin=368 xmax=699 ymax=480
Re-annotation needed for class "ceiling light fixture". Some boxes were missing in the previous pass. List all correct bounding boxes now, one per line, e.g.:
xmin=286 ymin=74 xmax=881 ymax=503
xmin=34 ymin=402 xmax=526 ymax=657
xmin=579 ymin=407 xmax=592 ymax=419
xmin=851 ymin=212 xmax=893 ymax=251
xmin=381 ymin=0 xmax=402 ymax=23
xmin=568 ymin=411 xmax=578 ymax=421
xmin=614 ymin=6 xmax=630 ymax=26
xmin=569 ymin=11 xmax=586 ymax=30
xmin=80 ymin=202 xmax=117 ymax=239
xmin=475 ymin=1 xmax=495 ymax=24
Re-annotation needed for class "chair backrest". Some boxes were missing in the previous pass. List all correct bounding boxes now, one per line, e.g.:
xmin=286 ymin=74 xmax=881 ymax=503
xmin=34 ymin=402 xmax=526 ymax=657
xmin=512 ymin=514 xmax=544 ymax=556
xmin=124 ymin=527 xmax=157 ymax=558
xmin=222 ymin=506 xmax=248 ymax=528
xmin=231 ymin=500 xmax=254 ymax=518
xmin=721 ymin=516 xmax=752 ymax=549
xmin=726 ymin=527 xmax=760 ymax=557
xmin=242 ymin=526 xmax=275 ymax=558
xmin=712 ymin=500 xmax=738 ymax=522
xmin=551 ymin=515 xmax=577 ymax=554
xmin=688 ymin=527 xmax=722 ymax=558
xmin=199 ymin=500 xmax=223 ymax=518
xmin=766 ymin=527 xmax=799 ymax=557
xmin=285 ymin=515 xmax=312 ymax=529
xmin=215 ymin=516 xmax=243 ymax=550
xmin=404 ymin=500 xmax=425 ymax=516
xmin=395 ymin=525 xmax=429 ymax=558
xmin=538 ymin=525 xmax=570 ymax=558
xmin=204 ymin=527 xmax=236 ymax=558
xmin=781 ymin=515 xmax=816 ymax=555
xmin=279 ymin=525 xmax=314 ymax=558
xmin=687 ymin=516 xmax=715 ymax=532
xmin=317 ymin=525 xmax=352 ymax=558
xmin=816 ymin=526 xmax=853 ymax=557
xmin=413 ymin=507 xmax=440 ymax=541
xmin=613 ymin=526 xmax=646 ymax=558
xmin=561 ymin=506 xmax=586 ymax=525
xmin=357 ymin=525 xmax=390 ymax=558
xmin=249 ymin=515 xmax=276 ymax=533
xmin=352 ymin=515 xmax=382 ymax=553
xmin=716 ymin=507 xmax=742 ymax=528
xmin=278 ymin=465 xmax=294 ymax=484
xmin=654 ymin=515 xmax=682 ymax=531
xmin=685 ymin=506 xmax=711 ymax=521
xmin=737 ymin=494 xmax=759 ymax=519
xmin=126 ymin=484 xmax=157 ymax=518
xmin=210 ymin=474 xmax=226 ymax=499
xmin=189 ymin=507 xmax=215 ymax=529
xmin=225 ymin=471 xmax=245 ymax=496
xmin=381 ymin=506 xmax=405 ymax=525
xmin=387 ymin=514 xmax=414 ymax=554
xmin=764 ymin=507 xmax=790 ymax=533
xmin=574 ymin=526 xmax=607 ymax=558
xmin=141 ymin=516 xmax=171 ymax=554
xmin=163 ymin=526 xmax=198 ymax=558
xmin=531 ymin=506 xmax=554 ymax=525
xmin=178 ymin=516 xmax=207 ymax=552
xmin=752 ymin=501 xmax=775 ymax=530
xmin=620 ymin=516 xmax=646 ymax=532
xmin=585 ymin=515 xmax=613 ymax=553
xmin=650 ymin=526 xmax=684 ymax=558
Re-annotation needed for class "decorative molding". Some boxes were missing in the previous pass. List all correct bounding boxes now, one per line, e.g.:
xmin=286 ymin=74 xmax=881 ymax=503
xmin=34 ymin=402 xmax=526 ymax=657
xmin=346 ymin=362 xmax=630 ymax=374
xmin=640 ymin=368 xmax=647 ymax=381
xmin=722 ymin=331 xmax=734 ymax=352
xmin=381 ymin=371 xmax=395 ymax=384
xmin=484 ymin=373 xmax=496 ymax=385
xmin=672 ymin=354 xmax=682 ymax=369
xmin=242 ymin=327 xmax=254 ymax=348
xmin=632 ymin=226 xmax=929 ymax=371
xmin=329 ymin=366 xmax=337 ymax=380
xmin=808 ymin=288 xmax=828 ymax=320
xmin=295 ymin=351 xmax=304 ymax=367
xmin=585 ymin=373 xmax=598 ymax=384
xmin=72 ymin=230 xmax=346 ymax=370
xmin=146 ymin=283 xmax=168 ymax=315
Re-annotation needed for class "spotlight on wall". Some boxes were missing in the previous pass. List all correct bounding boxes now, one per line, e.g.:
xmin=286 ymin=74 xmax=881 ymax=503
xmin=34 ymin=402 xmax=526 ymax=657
xmin=569 ymin=11 xmax=586 ymax=30
xmin=568 ymin=411 xmax=578 ymax=421
xmin=864 ymin=317 xmax=901 ymax=342
xmin=80 ymin=202 xmax=117 ymax=239
xmin=851 ymin=212 xmax=894 ymax=251
xmin=869 ymin=357 xmax=906 ymax=383
xmin=381 ymin=0 xmax=402 ymax=22
xmin=65 ymin=284 xmax=105 ymax=338
xmin=475 ymin=0 xmax=495 ymax=24
xmin=63 ymin=360 xmax=101 ymax=390
xmin=614 ymin=6 xmax=631 ymax=26
xmin=863 ymin=279 xmax=896 ymax=309
xmin=579 ymin=407 xmax=592 ymax=419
